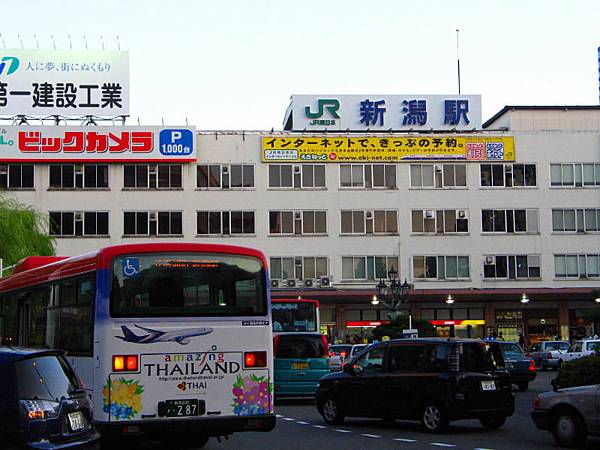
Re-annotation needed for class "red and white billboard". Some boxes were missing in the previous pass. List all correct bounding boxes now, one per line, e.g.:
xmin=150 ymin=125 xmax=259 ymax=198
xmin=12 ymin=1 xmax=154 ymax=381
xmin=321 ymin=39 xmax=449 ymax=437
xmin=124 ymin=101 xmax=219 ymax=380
xmin=0 ymin=125 xmax=196 ymax=162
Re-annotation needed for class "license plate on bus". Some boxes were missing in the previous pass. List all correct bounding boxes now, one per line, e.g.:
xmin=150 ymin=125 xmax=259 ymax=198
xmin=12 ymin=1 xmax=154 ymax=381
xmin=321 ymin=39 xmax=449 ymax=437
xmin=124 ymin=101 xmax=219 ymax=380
xmin=292 ymin=362 xmax=309 ymax=370
xmin=480 ymin=380 xmax=496 ymax=391
xmin=164 ymin=399 xmax=200 ymax=417
xmin=68 ymin=411 xmax=86 ymax=431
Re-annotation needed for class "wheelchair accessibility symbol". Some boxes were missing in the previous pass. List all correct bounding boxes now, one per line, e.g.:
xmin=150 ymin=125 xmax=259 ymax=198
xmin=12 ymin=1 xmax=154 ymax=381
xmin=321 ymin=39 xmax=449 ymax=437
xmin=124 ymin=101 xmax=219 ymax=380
xmin=122 ymin=258 xmax=140 ymax=277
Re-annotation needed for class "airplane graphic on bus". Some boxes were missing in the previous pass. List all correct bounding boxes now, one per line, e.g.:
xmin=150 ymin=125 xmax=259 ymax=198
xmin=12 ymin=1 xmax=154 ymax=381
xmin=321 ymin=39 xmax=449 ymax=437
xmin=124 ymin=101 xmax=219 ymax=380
xmin=117 ymin=324 xmax=213 ymax=345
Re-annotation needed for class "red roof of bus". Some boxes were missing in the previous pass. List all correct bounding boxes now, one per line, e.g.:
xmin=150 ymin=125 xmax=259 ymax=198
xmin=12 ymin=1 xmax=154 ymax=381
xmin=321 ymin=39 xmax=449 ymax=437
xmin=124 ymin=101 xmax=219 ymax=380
xmin=0 ymin=242 xmax=268 ymax=293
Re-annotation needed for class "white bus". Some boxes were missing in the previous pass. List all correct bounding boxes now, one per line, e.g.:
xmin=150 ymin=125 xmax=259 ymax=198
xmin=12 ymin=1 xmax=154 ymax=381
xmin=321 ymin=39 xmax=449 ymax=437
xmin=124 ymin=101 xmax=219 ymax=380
xmin=0 ymin=243 xmax=276 ymax=447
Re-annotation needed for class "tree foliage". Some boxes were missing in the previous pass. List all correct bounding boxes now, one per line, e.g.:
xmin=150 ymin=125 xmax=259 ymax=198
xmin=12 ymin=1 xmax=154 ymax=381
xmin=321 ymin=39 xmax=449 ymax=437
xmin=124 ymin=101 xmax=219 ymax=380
xmin=371 ymin=314 xmax=437 ymax=340
xmin=0 ymin=196 xmax=55 ymax=272
xmin=555 ymin=355 xmax=600 ymax=389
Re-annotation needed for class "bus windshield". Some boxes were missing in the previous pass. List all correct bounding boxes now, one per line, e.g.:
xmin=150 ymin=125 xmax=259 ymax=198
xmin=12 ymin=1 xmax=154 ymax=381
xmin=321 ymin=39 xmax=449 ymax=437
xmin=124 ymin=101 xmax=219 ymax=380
xmin=110 ymin=253 xmax=266 ymax=317
xmin=272 ymin=301 xmax=317 ymax=332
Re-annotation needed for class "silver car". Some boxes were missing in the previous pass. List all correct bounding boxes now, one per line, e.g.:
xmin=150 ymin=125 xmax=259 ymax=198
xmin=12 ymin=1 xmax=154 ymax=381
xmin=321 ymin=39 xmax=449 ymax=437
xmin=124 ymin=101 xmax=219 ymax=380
xmin=531 ymin=384 xmax=600 ymax=447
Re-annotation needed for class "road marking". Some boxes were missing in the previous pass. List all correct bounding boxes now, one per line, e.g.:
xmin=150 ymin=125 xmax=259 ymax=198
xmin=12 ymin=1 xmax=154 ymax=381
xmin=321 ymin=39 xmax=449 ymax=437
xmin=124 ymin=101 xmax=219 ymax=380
xmin=276 ymin=414 xmax=283 ymax=418
xmin=361 ymin=433 xmax=381 ymax=438
xmin=430 ymin=444 xmax=456 ymax=448
xmin=474 ymin=448 xmax=495 ymax=450
xmin=296 ymin=421 xmax=309 ymax=425
xmin=335 ymin=429 xmax=352 ymax=433
xmin=394 ymin=438 xmax=418 ymax=442
xmin=313 ymin=425 xmax=327 ymax=429
xmin=282 ymin=417 xmax=295 ymax=421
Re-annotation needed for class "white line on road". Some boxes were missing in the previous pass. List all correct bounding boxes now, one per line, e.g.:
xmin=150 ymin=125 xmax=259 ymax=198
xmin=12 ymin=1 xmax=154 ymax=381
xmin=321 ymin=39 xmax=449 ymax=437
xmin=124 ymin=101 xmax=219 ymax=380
xmin=394 ymin=438 xmax=418 ymax=442
xmin=281 ymin=417 xmax=295 ymax=421
xmin=334 ymin=429 xmax=352 ymax=433
xmin=361 ymin=433 xmax=381 ymax=438
xmin=313 ymin=425 xmax=327 ymax=429
xmin=296 ymin=421 xmax=309 ymax=425
xmin=430 ymin=444 xmax=457 ymax=448
xmin=276 ymin=414 xmax=283 ymax=418
xmin=474 ymin=448 xmax=495 ymax=450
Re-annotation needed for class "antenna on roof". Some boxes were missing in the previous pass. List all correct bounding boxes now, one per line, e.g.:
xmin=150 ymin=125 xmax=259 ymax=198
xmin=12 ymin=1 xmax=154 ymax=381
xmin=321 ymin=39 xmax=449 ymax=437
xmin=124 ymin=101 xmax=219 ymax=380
xmin=0 ymin=33 xmax=6 ymax=49
xmin=116 ymin=35 xmax=121 ymax=51
xmin=456 ymin=29 xmax=461 ymax=95
xmin=51 ymin=35 xmax=56 ymax=50
xmin=83 ymin=34 xmax=88 ymax=50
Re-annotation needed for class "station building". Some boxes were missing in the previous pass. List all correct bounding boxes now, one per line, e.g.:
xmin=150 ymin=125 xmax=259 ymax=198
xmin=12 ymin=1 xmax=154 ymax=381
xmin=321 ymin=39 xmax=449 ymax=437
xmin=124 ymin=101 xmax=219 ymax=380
xmin=1 ymin=102 xmax=600 ymax=342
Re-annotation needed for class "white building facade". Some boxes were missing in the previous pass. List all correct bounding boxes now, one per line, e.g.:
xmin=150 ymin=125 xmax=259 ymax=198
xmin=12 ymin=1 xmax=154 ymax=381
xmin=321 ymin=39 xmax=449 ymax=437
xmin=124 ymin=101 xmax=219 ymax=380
xmin=1 ymin=106 xmax=600 ymax=342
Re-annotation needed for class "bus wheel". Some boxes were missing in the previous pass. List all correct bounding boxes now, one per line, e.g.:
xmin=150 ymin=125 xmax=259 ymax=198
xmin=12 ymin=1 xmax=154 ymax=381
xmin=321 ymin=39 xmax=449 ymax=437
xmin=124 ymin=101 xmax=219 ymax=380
xmin=163 ymin=433 xmax=209 ymax=449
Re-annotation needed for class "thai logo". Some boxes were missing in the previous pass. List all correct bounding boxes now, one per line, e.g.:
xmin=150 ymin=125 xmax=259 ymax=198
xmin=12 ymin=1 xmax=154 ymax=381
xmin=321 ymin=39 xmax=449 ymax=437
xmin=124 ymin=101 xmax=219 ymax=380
xmin=103 ymin=377 xmax=144 ymax=420
xmin=116 ymin=324 xmax=213 ymax=345
xmin=177 ymin=382 xmax=187 ymax=391
xmin=0 ymin=56 xmax=19 ymax=75
xmin=304 ymin=98 xmax=340 ymax=119
xmin=231 ymin=374 xmax=272 ymax=416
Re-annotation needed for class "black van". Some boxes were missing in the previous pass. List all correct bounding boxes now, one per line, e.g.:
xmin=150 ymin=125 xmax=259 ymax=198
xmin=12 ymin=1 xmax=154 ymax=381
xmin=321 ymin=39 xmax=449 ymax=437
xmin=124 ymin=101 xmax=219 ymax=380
xmin=0 ymin=347 xmax=100 ymax=449
xmin=316 ymin=338 xmax=514 ymax=432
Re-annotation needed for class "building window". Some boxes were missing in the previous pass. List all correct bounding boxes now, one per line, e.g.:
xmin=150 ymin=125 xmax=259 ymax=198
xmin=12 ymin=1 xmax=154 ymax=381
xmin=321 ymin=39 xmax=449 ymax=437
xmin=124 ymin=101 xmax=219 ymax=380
xmin=269 ymin=164 xmax=325 ymax=189
xmin=270 ymin=256 xmax=328 ymax=280
xmin=197 ymin=164 xmax=254 ymax=189
xmin=411 ymin=209 xmax=469 ymax=233
xmin=124 ymin=164 xmax=182 ymax=189
xmin=123 ymin=211 xmax=182 ymax=236
xmin=196 ymin=210 xmax=255 ymax=235
xmin=481 ymin=209 xmax=539 ymax=233
xmin=340 ymin=210 xmax=398 ymax=234
xmin=552 ymin=208 xmax=600 ymax=232
xmin=49 ymin=164 xmax=108 ymax=189
xmin=480 ymin=163 xmax=536 ymax=187
xmin=342 ymin=256 xmax=399 ymax=281
xmin=555 ymin=254 xmax=600 ymax=279
xmin=410 ymin=164 xmax=466 ymax=188
xmin=551 ymin=163 xmax=600 ymax=187
xmin=483 ymin=255 xmax=541 ymax=279
xmin=0 ymin=164 xmax=34 ymax=189
xmin=49 ymin=211 xmax=109 ymax=237
xmin=412 ymin=255 xmax=470 ymax=280
xmin=339 ymin=164 xmax=396 ymax=189
xmin=269 ymin=210 xmax=327 ymax=235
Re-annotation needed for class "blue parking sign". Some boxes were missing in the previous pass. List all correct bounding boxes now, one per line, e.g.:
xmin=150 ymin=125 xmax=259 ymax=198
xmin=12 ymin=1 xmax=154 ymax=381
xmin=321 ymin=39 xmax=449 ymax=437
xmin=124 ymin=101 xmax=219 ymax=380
xmin=159 ymin=129 xmax=194 ymax=156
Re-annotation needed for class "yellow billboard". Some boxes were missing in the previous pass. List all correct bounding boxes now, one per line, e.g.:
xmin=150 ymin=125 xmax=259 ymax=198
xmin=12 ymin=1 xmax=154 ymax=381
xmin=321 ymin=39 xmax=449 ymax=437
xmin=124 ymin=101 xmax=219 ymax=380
xmin=262 ymin=135 xmax=514 ymax=162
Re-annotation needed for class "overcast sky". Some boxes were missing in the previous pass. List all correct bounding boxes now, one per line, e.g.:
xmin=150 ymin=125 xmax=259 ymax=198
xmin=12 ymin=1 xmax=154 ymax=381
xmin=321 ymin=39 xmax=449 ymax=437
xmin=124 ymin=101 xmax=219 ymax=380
xmin=2 ymin=0 xmax=600 ymax=129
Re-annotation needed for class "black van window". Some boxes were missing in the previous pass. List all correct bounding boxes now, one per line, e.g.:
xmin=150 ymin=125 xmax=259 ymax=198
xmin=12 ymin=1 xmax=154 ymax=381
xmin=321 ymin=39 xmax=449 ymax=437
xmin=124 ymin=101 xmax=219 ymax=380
xmin=355 ymin=345 xmax=384 ymax=374
xmin=275 ymin=335 xmax=325 ymax=359
xmin=462 ymin=342 xmax=496 ymax=371
xmin=16 ymin=355 xmax=79 ymax=401
xmin=389 ymin=344 xmax=426 ymax=372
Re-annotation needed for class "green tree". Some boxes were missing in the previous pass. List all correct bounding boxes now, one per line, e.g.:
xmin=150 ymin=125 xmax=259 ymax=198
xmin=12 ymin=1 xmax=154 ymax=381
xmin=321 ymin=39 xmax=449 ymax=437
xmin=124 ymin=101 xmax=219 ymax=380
xmin=372 ymin=314 xmax=436 ymax=340
xmin=0 ymin=196 xmax=55 ymax=273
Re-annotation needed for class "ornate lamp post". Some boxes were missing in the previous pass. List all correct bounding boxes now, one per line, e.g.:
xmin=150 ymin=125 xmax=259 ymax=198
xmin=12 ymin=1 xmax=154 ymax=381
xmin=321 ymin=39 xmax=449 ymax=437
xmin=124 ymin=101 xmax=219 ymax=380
xmin=372 ymin=268 xmax=413 ymax=327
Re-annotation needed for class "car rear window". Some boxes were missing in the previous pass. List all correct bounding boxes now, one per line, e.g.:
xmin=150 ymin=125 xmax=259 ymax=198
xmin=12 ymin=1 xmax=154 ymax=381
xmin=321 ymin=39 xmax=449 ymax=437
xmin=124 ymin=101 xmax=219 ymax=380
xmin=16 ymin=355 xmax=79 ymax=401
xmin=586 ymin=341 xmax=600 ymax=352
xmin=329 ymin=345 xmax=352 ymax=355
xmin=275 ymin=335 xmax=325 ymax=359
xmin=545 ymin=342 xmax=569 ymax=351
xmin=462 ymin=342 xmax=498 ymax=372
xmin=499 ymin=343 xmax=524 ymax=359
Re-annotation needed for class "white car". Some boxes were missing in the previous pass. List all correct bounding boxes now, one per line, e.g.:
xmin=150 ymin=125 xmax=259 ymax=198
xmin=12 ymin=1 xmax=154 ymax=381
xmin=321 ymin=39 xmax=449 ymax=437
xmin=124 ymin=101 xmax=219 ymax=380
xmin=559 ymin=339 xmax=600 ymax=364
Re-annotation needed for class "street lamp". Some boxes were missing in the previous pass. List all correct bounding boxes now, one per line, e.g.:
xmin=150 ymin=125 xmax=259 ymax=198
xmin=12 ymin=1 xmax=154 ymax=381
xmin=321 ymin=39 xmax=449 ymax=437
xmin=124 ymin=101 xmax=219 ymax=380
xmin=374 ymin=268 xmax=413 ymax=327
xmin=446 ymin=294 xmax=455 ymax=305
xmin=520 ymin=293 xmax=530 ymax=304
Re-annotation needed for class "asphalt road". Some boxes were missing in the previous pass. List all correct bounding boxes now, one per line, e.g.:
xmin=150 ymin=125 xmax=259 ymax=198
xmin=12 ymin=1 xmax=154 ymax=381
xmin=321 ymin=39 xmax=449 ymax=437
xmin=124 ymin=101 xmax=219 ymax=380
xmin=130 ymin=371 xmax=600 ymax=449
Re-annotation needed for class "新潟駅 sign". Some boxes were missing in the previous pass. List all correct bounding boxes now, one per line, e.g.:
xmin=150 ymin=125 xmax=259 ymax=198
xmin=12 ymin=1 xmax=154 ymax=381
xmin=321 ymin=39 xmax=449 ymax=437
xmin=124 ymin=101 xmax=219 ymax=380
xmin=262 ymin=135 xmax=515 ymax=162
xmin=0 ymin=50 xmax=129 ymax=116
xmin=0 ymin=126 xmax=195 ymax=162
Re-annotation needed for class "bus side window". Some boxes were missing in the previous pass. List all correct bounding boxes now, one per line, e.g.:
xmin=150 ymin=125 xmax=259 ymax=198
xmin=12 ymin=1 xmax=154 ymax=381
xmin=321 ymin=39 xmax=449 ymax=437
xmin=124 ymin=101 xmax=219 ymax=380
xmin=20 ymin=286 xmax=52 ymax=348
xmin=0 ymin=294 xmax=18 ymax=345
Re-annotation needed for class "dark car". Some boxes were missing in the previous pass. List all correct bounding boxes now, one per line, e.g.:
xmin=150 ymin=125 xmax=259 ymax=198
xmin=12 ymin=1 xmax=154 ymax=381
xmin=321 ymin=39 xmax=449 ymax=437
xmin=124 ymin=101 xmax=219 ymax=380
xmin=494 ymin=341 xmax=537 ymax=391
xmin=316 ymin=338 xmax=514 ymax=432
xmin=0 ymin=347 xmax=100 ymax=449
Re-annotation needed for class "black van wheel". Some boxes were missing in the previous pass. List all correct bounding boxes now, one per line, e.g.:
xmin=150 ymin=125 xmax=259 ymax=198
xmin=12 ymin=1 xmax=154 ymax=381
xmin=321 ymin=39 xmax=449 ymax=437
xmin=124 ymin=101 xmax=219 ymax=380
xmin=518 ymin=382 xmax=529 ymax=391
xmin=480 ymin=416 xmax=506 ymax=430
xmin=321 ymin=395 xmax=345 ymax=425
xmin=551 ymin=408 xmax=587 ymax=448
xmin=421 ymin=402 xmax=449 ymax=433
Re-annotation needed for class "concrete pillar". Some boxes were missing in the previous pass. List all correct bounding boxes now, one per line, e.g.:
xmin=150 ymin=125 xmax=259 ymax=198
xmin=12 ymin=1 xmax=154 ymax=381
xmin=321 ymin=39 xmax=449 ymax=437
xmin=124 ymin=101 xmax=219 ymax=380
xmin=558 ymin=301 xmax=569 ymax=340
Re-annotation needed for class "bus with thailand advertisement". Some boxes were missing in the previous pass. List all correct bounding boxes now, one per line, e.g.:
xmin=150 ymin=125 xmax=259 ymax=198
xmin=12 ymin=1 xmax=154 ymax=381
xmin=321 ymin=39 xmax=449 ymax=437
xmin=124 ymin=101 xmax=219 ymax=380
xmin=271 ymin=299 xmax=330 ymax=397
xmin=0 ymin=243 xmax=275 ymax=447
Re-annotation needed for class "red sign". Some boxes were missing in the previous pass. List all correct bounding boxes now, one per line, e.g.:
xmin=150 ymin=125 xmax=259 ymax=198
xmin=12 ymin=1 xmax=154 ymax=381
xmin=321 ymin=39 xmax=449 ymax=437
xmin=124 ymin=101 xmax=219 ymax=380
xmin=18 ymin=130 xmax=152 ymax=154
xmin=346 ymin=320 xmax=390 ymax=328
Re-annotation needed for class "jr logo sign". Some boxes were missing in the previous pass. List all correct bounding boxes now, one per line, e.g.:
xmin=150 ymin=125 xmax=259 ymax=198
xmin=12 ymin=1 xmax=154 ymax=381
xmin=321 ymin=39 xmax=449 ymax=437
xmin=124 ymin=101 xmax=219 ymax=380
xmin=304 ymin=98 xmax=340 ymax=119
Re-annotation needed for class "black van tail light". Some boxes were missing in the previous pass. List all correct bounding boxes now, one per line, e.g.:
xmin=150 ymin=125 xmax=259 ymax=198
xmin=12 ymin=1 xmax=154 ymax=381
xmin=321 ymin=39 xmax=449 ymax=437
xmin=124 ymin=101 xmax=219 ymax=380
xmin=528 ymin=358 xmax=536 ymax=372
xmin=113 ymin=355 xmax=139 ymax=372
xmin=244 ymin=351 xmax=267 ymax=368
